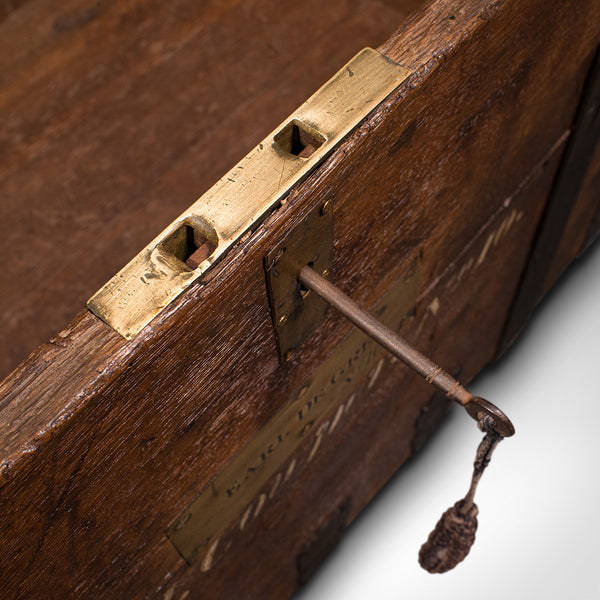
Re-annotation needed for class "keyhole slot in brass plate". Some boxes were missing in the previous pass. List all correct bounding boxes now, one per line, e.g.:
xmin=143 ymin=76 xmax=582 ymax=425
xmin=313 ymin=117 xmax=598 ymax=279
xmin=273 ymin=119 xmax=326 ymax=159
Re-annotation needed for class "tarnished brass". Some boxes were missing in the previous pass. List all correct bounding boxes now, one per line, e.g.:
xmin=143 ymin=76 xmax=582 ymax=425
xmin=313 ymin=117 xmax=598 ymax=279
xmin=87 ymin=49 xmax=410 ymax=339
xmin=166 ymin=261 xmax=420 ymax=565
xmin=265 ymin=195 xmax=334 ymax=361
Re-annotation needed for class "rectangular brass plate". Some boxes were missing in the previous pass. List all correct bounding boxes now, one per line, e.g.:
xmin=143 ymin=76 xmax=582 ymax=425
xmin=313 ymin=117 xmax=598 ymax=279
xmin=87 ymin=48 xmax=410 ymax=339
xmin=166 ymin=259 xmax=420 ymax=565
xmin=265 ymin=195 xmax=334 ymax=361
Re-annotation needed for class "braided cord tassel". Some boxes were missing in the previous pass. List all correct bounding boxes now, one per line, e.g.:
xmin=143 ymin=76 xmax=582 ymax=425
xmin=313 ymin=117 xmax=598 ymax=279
xmin=418 ymin=416 xmax=502 ymax=573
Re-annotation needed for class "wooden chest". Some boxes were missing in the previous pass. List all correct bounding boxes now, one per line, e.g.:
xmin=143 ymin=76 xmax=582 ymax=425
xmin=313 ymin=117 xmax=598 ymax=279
xmin=1 ymin=0 xmax=599 ymax=598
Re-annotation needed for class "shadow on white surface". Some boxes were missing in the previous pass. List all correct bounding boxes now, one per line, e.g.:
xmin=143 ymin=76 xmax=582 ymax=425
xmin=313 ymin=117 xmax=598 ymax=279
xmin=293 ymin=241 xmax=600 ymax=600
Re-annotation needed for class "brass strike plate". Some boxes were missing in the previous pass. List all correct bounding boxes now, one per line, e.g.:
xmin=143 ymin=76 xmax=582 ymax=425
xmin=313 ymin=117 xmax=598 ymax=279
xmin=87 ymin=48 xmax=410 ymax=339
xmin=165 ymin=259 xmax=420 ymax=567
xmin=265 ymin=196 xmax=334 ymax=361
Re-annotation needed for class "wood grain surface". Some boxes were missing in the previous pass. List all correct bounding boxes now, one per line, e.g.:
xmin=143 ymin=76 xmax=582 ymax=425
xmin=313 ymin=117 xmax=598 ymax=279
xmin=499 ymin=46 xmax=600 ymax=349
xmin=0 ymin=0 xmax=428 ymax=380
xmin=1 ymin=0 xmax=599 ymax=598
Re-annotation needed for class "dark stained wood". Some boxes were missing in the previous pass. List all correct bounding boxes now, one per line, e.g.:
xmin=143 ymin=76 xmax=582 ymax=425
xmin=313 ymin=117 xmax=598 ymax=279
xmin=0 ymin=0 xmax=429 ymax=381
xmin=547 ymin=136 xmax=600 ymax=286
xmin=500 ymin=45 xmax=600 ymax=349
xmin=0 ymin=0 xmax=599 ymax=599
xmin=551 ymin=131 xmax=600 ymax=277
xmin=582 ymin=144 xmax=600 ymax=247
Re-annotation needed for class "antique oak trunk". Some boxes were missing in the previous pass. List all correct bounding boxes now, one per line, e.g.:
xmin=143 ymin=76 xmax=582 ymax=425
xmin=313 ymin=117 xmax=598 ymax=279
xmin=0 ymin=0 xmax=599 ymax=598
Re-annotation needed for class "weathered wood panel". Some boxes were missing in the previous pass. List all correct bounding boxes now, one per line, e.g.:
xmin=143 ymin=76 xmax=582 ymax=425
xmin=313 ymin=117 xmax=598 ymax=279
xmin=0 ymin=0 xmax=428 ymax=379
xmin=0 ymin=0 xmax=598 ymax=598
xmin=500 ymin=45 xmax=600 ymax=347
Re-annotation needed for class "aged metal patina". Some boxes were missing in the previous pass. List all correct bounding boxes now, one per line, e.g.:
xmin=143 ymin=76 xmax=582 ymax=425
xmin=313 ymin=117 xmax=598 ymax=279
xmin=87 ymin=48 xmax=410 ymax=338
xmin=298 ymin=265 xmax=515 ymax=437
xmin=166 ymin=260 xmax=420 ymax=565
xmin=264 ymin=195 xmax=334 ymax=362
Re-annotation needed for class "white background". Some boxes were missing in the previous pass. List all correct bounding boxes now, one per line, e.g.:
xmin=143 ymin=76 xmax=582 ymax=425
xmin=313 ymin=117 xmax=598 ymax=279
xmin=294 ymin=241 xmax=600 ymax=600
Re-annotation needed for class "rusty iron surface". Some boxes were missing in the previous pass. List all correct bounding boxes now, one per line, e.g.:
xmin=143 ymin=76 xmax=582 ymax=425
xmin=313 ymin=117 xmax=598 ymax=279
xmin=298 ymin=265 xmax=515 ymax=437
